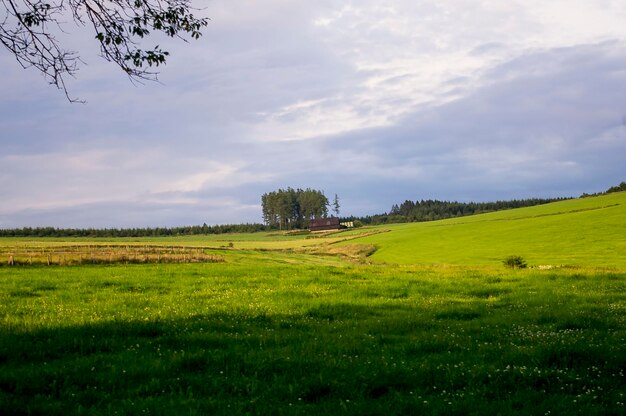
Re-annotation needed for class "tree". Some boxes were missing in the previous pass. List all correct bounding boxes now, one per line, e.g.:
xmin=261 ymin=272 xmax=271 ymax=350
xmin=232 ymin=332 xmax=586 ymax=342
xmin=297 ymin=188 xmax=318 ymax=227
xmin=332 ymin=193 xmax=340 ymax=217
xmin=298 ymin=188 xmax=328 ymax=226
xmin=1 ymin=0 xmax=208 ymax=101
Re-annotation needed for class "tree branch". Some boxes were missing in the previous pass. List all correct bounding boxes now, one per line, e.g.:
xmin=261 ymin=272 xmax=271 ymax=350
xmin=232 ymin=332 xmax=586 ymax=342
xmin=0 ymin=0 xmax=208 ymax=102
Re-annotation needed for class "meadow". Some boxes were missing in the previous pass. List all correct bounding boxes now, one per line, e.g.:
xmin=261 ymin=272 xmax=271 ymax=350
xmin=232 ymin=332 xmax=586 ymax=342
xmin=351 ymin=192 xmax=626 ymax=267
xmin=0 ymin=193 xmax=625 ymax=415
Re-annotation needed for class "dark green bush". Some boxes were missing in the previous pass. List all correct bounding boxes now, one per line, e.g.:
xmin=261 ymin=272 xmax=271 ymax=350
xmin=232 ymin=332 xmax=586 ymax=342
xmin=503 ymin=255 xmax=527 ymax=269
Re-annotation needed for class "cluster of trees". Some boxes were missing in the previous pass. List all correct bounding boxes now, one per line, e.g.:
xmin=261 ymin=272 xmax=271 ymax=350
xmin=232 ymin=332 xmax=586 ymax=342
xmin=343 ymin=197 xmax=570 ymax=225
xmin=606 ymin=181 xmax=626 ymax=194
xmin=0 ymin=223 xmax=267 ymax=238
xmin=261 ymin=188 xmax=338 ymax=230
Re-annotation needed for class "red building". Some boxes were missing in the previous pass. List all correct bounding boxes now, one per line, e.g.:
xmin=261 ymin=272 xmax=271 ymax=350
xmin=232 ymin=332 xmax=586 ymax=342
xmin=309 ymin=217 xmax=345 ymax=232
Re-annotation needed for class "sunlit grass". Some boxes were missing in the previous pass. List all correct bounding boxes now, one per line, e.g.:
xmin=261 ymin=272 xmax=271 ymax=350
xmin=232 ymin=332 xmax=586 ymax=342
xmin=348 ymin=192 xmax=626 ymax=267
xmin=1 ymin=261 xmax=624 ymax=415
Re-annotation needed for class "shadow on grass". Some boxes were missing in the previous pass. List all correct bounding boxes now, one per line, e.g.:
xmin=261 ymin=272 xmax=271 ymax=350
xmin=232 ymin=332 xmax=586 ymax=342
xmin=1 ymin=304 xmax=624 ymax=416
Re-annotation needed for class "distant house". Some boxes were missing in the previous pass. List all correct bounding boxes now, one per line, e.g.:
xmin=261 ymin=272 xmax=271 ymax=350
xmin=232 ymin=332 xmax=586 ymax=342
xmin=309 ymin=217 xmax=345 ymax=232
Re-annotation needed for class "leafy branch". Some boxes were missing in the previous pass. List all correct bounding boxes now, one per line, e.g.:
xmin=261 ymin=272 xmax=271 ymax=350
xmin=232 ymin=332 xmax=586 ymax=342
xmin=0 ymin=0 xmax=208 ymax=102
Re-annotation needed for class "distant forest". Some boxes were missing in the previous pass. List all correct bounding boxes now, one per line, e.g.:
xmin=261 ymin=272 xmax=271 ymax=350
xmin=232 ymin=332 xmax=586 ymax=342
xmin=0 ymin=223 xmax=267 ymax=238
xmin=344 ymin=197 xmax=570 ymax=226
xmin=1 ymin=182 xmax=623 ymax=237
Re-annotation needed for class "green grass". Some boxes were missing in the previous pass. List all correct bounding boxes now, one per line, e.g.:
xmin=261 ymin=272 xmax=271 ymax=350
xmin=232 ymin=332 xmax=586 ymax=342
xmin=0 ymin=260 xmax=625 ymax=415
xmin=348 ymin=192 xmax=626 ymax=267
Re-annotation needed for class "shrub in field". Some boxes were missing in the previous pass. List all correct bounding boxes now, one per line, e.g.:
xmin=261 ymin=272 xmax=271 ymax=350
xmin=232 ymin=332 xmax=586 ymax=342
xmin=503 ymin=255 xmax=527 ymax=269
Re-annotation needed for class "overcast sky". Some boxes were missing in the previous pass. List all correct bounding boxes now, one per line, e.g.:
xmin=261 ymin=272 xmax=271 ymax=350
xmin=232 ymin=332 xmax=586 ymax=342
xmin=2 ymin=0 xmax=626 ymax=228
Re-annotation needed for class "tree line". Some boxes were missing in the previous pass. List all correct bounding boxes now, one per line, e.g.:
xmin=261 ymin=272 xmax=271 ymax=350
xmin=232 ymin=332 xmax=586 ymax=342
xmin=0 ymin=223 xmax=267 ymax=238
xmin=580 ymin=181 xmax=626 ymax=198
xmin=261 ymin=188 xmax=339 ymax=230
xmin=342 ymin=197 xmax=571 ymax=225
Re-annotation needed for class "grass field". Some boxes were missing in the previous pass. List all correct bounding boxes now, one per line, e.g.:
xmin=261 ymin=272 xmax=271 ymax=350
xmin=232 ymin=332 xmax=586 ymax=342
xmin=349 ymin=192 xmax=626 ymax=267
xmin=0 ymin=193 xmax=625 ymax=414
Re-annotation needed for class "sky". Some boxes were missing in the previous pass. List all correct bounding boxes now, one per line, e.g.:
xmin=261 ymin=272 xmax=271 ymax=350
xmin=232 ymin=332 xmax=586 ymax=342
xmin=1 ymin=0 xmax=626 ymax=228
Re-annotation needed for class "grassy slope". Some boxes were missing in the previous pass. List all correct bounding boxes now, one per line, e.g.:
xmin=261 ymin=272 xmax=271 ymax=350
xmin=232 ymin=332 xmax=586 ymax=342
xmin=350 ymin=192 xmax=626 ymax=267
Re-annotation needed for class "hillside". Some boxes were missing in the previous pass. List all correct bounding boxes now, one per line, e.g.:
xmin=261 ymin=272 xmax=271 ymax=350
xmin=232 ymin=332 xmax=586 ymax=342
xmin=348 ymin=192 xmax=626 ymax=267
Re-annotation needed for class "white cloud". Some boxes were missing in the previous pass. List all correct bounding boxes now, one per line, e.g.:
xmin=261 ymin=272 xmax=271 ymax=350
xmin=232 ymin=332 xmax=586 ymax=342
xmin=153 ymin=163 xmax=275 ymax=193
xmin=249 ymin=0 xmax=626 ymax=142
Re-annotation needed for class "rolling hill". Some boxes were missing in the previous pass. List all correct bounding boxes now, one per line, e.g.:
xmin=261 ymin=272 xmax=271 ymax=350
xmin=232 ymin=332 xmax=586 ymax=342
xmin=348 ymin=192 xmax=626 ymax=267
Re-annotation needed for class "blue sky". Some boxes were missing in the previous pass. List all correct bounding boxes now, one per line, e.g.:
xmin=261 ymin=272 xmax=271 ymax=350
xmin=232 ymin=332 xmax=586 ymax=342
xmin=1 ymin=1 xmax=626 ymax=228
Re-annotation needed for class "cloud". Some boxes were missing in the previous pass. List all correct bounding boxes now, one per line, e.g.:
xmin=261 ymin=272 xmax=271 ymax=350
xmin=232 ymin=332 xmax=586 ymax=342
xmin=316 ymin=42 xmax=626 ymax=203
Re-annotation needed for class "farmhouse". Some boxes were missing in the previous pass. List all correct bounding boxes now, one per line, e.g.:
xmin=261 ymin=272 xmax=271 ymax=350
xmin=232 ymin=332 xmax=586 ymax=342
xmin=309 ymin=217 xmax=345 ymax=232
